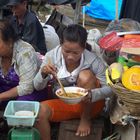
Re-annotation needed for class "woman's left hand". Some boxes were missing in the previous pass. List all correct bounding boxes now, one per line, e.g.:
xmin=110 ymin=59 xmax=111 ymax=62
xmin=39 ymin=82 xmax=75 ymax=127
xmin=82 ymin=90 xmax=92 ymax=103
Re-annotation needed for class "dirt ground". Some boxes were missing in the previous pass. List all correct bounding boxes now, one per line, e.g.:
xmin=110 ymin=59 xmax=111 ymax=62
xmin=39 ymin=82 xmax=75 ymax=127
xmin=35 ymin=4 xmax=110 ymax=32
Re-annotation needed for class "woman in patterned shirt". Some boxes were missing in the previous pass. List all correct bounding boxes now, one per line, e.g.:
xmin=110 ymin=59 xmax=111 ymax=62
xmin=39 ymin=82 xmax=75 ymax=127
xmin=0 ymin=19 xmax=48 ymax=109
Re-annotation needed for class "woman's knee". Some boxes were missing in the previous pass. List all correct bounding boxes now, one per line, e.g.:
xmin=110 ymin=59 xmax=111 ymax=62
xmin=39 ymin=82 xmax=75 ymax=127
xmin=38 ymin=103 xmax=51 ymax=120
xmin=77 ymin=70 xmax=97 ymax=88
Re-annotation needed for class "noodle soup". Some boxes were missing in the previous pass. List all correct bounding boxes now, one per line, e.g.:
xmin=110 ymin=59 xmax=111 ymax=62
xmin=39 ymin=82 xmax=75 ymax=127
xmin=55 ymin=87 xmax=88 ymax=104
xmin=58 ymin=92 xmax=83 ymax=98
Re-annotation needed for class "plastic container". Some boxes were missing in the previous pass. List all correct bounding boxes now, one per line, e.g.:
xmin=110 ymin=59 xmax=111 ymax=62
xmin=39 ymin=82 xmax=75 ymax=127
xmin=4 ymin=101 xmax=40 ymax=127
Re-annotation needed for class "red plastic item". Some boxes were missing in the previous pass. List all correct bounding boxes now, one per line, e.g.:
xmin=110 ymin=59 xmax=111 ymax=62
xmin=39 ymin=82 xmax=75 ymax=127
xmin=98 ymin=32 xmax=123 ymax=51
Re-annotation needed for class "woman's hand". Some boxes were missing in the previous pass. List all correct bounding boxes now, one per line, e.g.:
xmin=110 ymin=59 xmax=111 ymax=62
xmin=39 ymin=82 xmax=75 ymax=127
xmin=41 ymin=63 xmax=57 ymax=79
xmin=82 ymin=90 xmax=92 ymax=103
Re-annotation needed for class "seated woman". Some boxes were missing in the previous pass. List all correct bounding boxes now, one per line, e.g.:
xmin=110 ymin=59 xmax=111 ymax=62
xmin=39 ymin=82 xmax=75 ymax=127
xmin=34 ymin=24 xmax=112 ymax=140
xmin=0 ymin=19 xmax=48 ymax=109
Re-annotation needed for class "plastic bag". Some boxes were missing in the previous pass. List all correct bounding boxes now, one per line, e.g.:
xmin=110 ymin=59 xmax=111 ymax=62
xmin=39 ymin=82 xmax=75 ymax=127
xmin=100 ymin=18 xmax=140 ymax=65
xmin=87 ymin=28 xmax=102 ymax=55
xmin=98 ymin=32 xmax=123 ymax=65
xmin=43 ymin=24 xmax=60 ymax=51
xmin=98 ymin=32 xmax=123 ymax=51
xmin=105 ymin=18 xmax=140 ymax=33
xmin=46 ymin=9 xmax=73 ymax=40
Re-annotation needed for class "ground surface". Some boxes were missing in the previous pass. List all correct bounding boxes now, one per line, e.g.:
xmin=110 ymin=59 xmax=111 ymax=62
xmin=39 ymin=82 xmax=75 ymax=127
xmin=35 ymin=4 xmax=109 ymax=32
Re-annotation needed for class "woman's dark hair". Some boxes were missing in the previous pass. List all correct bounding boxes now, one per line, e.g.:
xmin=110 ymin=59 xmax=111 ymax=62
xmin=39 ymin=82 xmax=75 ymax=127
xmin=0 ymin=19 xmax=18 ymax=43
xmin=61 ymin=24 xmax=88 ymax=49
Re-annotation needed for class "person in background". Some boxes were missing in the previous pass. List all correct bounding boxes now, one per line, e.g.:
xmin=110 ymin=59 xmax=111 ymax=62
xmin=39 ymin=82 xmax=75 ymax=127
xmin=34 ymin=24 xmax=112 ymax=140
xmin=6 ymin=0 xmax=47 ymax=55
xmin=0 ymin=19 xmax=48 ymax=109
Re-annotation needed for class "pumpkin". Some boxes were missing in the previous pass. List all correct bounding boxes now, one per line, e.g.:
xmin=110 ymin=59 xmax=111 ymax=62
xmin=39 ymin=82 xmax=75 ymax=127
xmin=108 ymin=62 xmax=124 ymax=82
xmin=122 ymin=66 xmax=140 ymax=91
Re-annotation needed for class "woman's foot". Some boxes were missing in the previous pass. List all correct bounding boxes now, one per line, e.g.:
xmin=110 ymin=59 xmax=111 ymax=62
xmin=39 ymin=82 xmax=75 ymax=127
xmin=75 ymin=119 xmax=91 ymax=137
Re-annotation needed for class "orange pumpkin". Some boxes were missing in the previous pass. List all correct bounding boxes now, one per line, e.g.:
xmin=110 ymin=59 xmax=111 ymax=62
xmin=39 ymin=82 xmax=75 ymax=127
xmin=122 ymin=66 xmax=140 ymax=91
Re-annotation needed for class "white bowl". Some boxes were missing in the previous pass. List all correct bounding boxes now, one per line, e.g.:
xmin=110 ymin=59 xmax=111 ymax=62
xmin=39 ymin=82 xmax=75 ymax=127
xmin=55 ymin=87 xmax=88 ymax=104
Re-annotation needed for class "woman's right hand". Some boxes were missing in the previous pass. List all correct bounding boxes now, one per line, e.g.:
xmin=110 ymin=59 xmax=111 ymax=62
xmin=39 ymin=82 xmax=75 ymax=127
xmin=41 ymin=63 xmax=57 ymax=79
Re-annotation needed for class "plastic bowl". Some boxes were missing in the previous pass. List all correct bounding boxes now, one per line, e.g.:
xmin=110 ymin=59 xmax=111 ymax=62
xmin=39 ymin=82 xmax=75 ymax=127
xmin=4 ymin=101 xmax=40 ymax=127
xmin=55 ymin=87 xmax=88 ymax=104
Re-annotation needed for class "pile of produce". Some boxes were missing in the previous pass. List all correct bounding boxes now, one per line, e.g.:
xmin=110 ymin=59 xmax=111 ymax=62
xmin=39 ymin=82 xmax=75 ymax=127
xmin=106 ymin=62 xmax=140 ymax=92
xmin=104 ymin=33 xmax=140 ymax=116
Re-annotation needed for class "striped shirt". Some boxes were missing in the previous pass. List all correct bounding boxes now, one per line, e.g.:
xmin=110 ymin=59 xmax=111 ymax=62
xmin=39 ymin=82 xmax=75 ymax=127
xmin=34 ymin=46 xmax=112 ymax=102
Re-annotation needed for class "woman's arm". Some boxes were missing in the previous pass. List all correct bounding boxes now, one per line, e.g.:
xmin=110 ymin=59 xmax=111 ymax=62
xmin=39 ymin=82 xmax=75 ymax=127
xmin=16 ymin=48 xmax=39 ymax=96
xmin=0 ymin=87 xmax=18 ymax=101
xmin=91 ymin=56 xmax=112 ymax=102
xmin=33 ymin=53 xmax=53 ymax=90
xmin=34 ymin=46 xmax=61 ymax=90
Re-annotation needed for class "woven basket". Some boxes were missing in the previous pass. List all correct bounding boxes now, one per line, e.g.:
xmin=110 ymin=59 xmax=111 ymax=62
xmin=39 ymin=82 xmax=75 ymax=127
xmin=109 ymin=83 xmax=140 ymax=116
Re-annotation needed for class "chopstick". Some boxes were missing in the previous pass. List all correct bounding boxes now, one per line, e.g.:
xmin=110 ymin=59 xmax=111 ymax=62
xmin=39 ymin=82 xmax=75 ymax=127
xmin=55 ymin=76 xmax=68 ymax=96
xmin=48 ymin=57 xmax=68 ymax=96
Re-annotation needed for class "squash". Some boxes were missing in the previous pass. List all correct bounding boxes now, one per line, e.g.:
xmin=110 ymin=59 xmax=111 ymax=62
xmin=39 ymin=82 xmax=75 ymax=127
xmin=122 ymin=66 xmax=140 ymax=91
xmin=108 ymin=62 xmax=124 ymax=83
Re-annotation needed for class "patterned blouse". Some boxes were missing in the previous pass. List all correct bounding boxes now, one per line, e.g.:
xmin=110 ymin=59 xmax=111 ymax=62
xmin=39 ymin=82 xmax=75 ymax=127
xmin=0 ymin=39 xmax=41 ymax=96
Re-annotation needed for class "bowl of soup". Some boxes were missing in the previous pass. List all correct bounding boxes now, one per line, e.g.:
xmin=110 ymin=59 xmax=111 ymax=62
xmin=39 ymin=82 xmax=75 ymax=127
xmin=55 ymin=87 xmax=88 ymax=104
